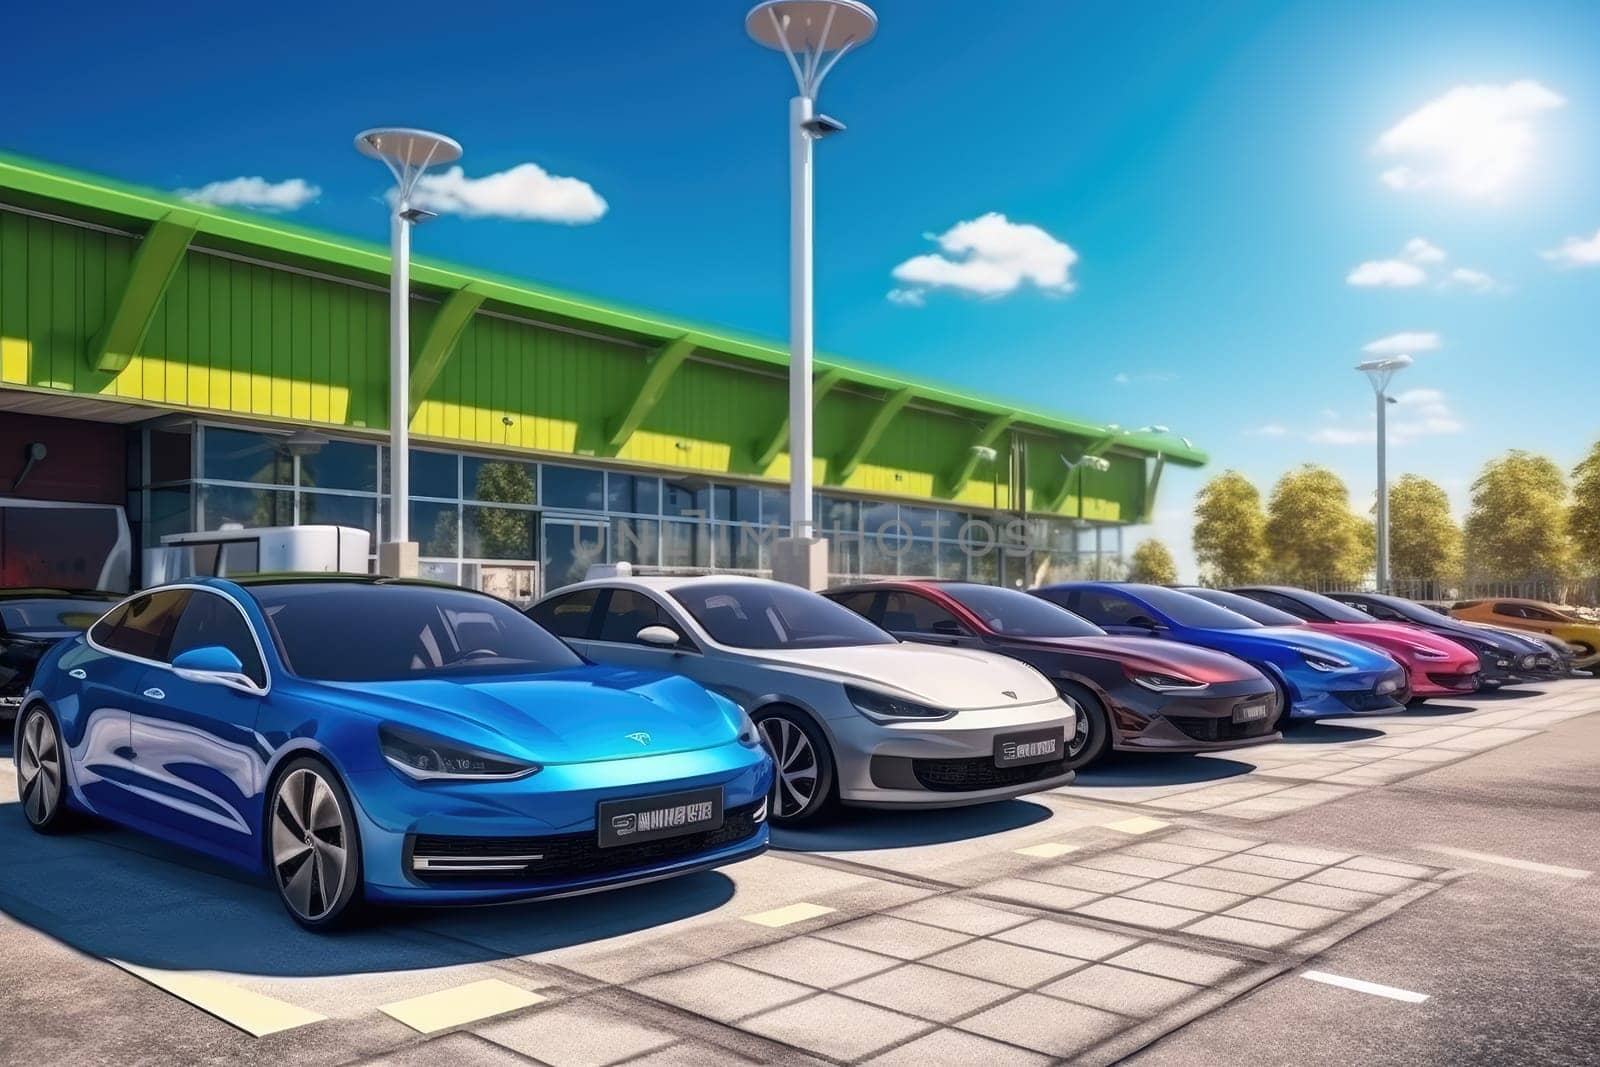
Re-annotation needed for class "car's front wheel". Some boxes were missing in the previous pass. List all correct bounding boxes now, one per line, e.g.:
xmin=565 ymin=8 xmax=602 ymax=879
xmin=17 ymin=706 xmax=70 ymax=833
xmin=1056 ymin=682 xmax=1110 ymax=770
xmin=753 ymin=706 xmax=838 ymax=826
xmin=268 ymin=757 xmax=363 ymax=930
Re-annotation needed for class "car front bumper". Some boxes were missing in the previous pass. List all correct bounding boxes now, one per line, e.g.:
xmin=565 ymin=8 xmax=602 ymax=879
xmin=1108 ymin=678 xmax=1283 ymax=753
xmin=1288 ymin=667 xmax=1409 ymax=719
xmin=827 ymin=697 xmax=1078 ymax=807
xmin=347 ymin=743 xmax=772 ymax=905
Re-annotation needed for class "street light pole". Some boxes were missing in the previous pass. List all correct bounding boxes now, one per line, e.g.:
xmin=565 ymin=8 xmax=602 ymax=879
xmin=356 ymin=127 xmax=461 ymax=577
xmin=1061 ymin=453 xmax=1111 ymax=578
xmin=1356 ymin=354 xmax=1412 ymax=592
xmin=746 ymin=0 xmax=877 ymax=589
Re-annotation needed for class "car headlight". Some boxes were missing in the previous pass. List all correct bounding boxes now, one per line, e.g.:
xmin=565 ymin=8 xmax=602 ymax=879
xmin=1127 ymin=668 xmax=1207 ymax=692
xmin=379 ymin=724 xmax=540 ymax=781
xmin=1301 ymin=653 xmax=1350 ymax=672
xmin=846 ymin=685 xmax=952 ymax=722
xmin=1405 ymin=643 xmax=1448 ymax=659
xmin=1519 ymin=654 xmax=1538 ymax=670
xmin=733 ymin=705 xmax=762 ymax=748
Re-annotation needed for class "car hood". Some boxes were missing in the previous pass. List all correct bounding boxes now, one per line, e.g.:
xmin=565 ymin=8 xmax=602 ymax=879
xmin=326 ymin=665 xmax=741 ymax=765
xmin=996 ymin=633 xmax=1266 ymax=684
xmin=739 ymin=642 xmax=1059 ymax=710
xmin=1457 ymin=621 xmax=1548 ymax=653
xmin=1307 ymin=621 xmax=1476 ymax=659
xmin=1198 ymin=626 xmax=1399 ymax=669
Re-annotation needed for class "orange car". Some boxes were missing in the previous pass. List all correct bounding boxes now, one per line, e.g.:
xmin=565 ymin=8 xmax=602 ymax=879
xmin=1451 ymin=598 xmax=1600 ymax=671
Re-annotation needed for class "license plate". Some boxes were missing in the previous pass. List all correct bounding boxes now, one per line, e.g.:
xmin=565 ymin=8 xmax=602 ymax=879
xmin=597 ymin=787 xmax=723 ymax=848
xmin=995 ymin=728 xmax=1063 ymax=768
xmin=1233 ymin=701 xmax=1269 ymax=723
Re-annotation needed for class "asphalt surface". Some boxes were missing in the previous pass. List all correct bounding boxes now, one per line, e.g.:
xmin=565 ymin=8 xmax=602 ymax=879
xmin=0 ymin=680 xmax=1595 ymax=1066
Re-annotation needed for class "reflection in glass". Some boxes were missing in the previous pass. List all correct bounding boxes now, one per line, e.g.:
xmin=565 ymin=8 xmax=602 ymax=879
xmin=464 ymin=505 xmax=535 ymax=560
xmin=300 ymin=441 xmax=377 ymax=492
xmin=300 ymin=492 xmax=378 ymax=541
xmin=466 ymin=458 xmax=537 ymax=504
xmin=412 ymin=501 xmax=459 ymax=557
xmin=200 ymin=485 xmax=292 ymax=530
xmin=611 ymin=517 xmax=660 ymax=566
xmin=543 ymin=465 xmax=604 ymax=511
xmin=147 ymin=487 xmax=192 ymax=546
xmin=203 ymin=427 xmax=291 ymax=485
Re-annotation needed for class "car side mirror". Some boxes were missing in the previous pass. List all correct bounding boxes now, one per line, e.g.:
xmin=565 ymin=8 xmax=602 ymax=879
xmin=636 ymin=625 xmax=682 ymax=648
xmin=171 ymin=645 xmax=262 ymax=694
xmin=931 ymin=619 xmax=964 ymax=636
xmin=1126 ymin=615 xmax=1164 ymax=632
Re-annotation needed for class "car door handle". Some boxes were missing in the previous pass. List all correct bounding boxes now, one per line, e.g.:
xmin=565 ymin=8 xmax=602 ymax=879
xmin=69 ymin=668 xmax=87 ymax=680
xmin=142 ymin=688 xmax=166 ymax=700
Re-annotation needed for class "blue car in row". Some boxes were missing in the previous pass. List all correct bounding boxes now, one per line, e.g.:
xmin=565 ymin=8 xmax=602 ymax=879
xmin=15 ymin=576 xmax=772 ymax=929
xmin=1031 ymin=583 xmax=1409 ymax=720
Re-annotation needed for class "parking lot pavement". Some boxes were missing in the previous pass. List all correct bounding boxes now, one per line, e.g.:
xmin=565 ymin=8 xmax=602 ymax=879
xmin=0 ymin=679 xmax=1595 ymax=1065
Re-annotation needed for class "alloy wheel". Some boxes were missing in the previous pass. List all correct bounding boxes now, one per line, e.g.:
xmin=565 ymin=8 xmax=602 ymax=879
xmin=1062 ymin=694 xmax=1091 ymax=758
xmin=18 ymin=710 xmax=62 ymax=826
xmin=270 ymin=767 xmax=349 ymax=923
xmin=757 ymin=717 xmax=819 ymax=819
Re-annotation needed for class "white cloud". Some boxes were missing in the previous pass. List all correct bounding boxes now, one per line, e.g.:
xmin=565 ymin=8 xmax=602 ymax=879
xmin=1113 ymin=370 xmax=1177 ymax=385
xmin=408 ymin=163 xmax=607 ymax=224
xmin=1389 ymin=387 xmax=1465 ymax=441
xmin=886 ymin=288 xmax=926 ymax=307
xmin=1362 ymin=330 xmax=1441 ymax=355
xmin=1442 ymin=266 xmax=1503 ymax=292
xmin=1541 ymin=227 xmax=1600 ymax=267
xmin=1309 ymin=425 xmax=1376 ymax=446
xmin=1245 ymin=423 xmax=1289 ymax=437
xmin=889 ymin=212 xmax=1078 ymax=303
xmin=179 ymin=176 xmax=321 ymax=212
xmin=1374 ymin=80 xmax=1566 ymax=198
xmin=1346 ymin=259 xmax=1427 ymax=287
xmin=1403 ymin=237 xmax=1447 ymax=263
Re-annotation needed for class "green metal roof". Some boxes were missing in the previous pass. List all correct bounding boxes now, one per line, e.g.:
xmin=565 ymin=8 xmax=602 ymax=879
xmin=0 ymin=150 xmax=1205 ymax=467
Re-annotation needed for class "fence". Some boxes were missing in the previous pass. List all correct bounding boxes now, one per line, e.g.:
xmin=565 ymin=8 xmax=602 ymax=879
xmin=1287 ymin=576 xmax=1600 ymax=609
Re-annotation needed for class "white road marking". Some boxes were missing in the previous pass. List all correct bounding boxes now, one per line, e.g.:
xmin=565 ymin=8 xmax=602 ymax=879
xmin=1014 ymin=842 xmax=1079 ymax=858
xmin=110 ymin=960 xmax=326 ymax=1037
xmin=1301 ymin=970 xmax=1429 ymax=1003
xmin=1104 ymin=816 xmax=1171 ymax=835
xmin=743 ymin=902 xmax=836 ymax=927
xmin=1419 ymin=845 xmax=1592 ymax=880
xmin=379 ymin=978 xmax=545 ymax=1034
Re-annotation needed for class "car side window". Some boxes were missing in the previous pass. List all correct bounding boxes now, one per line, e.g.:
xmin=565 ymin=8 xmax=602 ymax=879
xmin=1076 ymin=591 xmax=1145 ymax=627
xmin=880 ymin=592 xmax=966 ymax=636
xmin=96 ymin=590 xmax=190 ymax=662
xmin=1492 ymin=603 xmax=1522 ymax=618
xmin=528 ymin=589 xmax=601 ymax=639
xmin=88 ymin=602 xmax=130 ymax=647
xmin=597 ymin=589 xmax=686 ymax=647
xmin=169 ymin=591 xmax=267 ymax=687
xmin=1257 ymin=591 xmax=1314 ymax=620
xmin=828 ymin=591 xmax=880 ymax=623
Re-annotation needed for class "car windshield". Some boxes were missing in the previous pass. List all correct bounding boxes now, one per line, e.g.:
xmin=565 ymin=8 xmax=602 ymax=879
xmin=670 ymin=581 xmax=896 ymax=650
xmin=942 ymin=583 xmax=1105 ymax=637
xmin=1129 ymin=585 xmax=1262 ymax=630
xmin=1182 ymin=588 xmax=1302 ymax=627
xmin=247 ymin=582 xmax=584 ymax=682
xmin=0 ymin=597 xmax=119 ymax=635
xmin=1364 ymin=594 xmax=1436 ymax=624
xmin=1286 ymin=589 xmax=1378 ymax=623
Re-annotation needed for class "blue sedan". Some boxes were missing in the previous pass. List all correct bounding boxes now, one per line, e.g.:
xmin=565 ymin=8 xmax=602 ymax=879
xmin=16 ymin=576 xmax=772 ymax=929
xmin=1030 ymin=583 xmax=1409 ymax=721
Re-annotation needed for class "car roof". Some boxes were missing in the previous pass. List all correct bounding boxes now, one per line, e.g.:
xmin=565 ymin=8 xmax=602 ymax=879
xmin=554 ymin=573 xmax=780 ymax=596
xmin=221 ymin=573 xmax=459 ymax=590
xmin=0 ymin=587 xmax=122 ymax=601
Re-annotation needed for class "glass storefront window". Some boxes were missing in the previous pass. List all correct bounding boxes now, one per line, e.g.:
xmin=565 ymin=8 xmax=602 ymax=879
xmin=663 ymin=480 xmax=710 ymax=518
xmin=200 ymin=485 xmax=293 ymax=530
xmin=762 ymin=488 xmax=792 ymax=527
xmin=465 ymin=457 xmax=537 ymax=505
xmin=412 ymin=501 xmax=459 ymax=557
xmin=543 ymin=464 xmax=604 ymax=511
xmin=937 ymin=541 xmax=968 ymax=580
xmin=146 ymin=486 xmax=192 ymax=546
xmin=611 ymin=517 xmax=660 ymax=566
xmin=204 ymin=427 xmax=291 ymax=485
xmin=464 ymin=505 xmax=536 ymax=560
xmin=300 ymin=441 xmax=377 ymax=493
xmin=419 ymin=561 xmax=460 ymax=585
xmin=663 ymin=520 xmax=709 ymax=568
xmin=901 ymin=540 xmax=935 ymax=578
xmin=299 ymin=492 xmax=378 ymax=541
xmin=607 ymin=473 xmax=660 ymax=515
xmin=409 ymin=450 xmax=459 ymax=499
xmin=148 ymin=428 xmax=192 ymax=483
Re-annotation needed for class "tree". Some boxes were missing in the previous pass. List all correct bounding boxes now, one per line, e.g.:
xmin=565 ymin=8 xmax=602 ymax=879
xmin=1192 ymin=471 xmax=1268 ymax=585
xmin=1388 ymin=474 xmax=1462 ymax=580
xmin=1127 ymin=539 xmax=1178 ymax=584
xmin=1464 ymin=450 xmax=1571 ymax=582
xmin=466 ymin=461 xmax=537 ymax=559
xmin=1571 ymin=439 xmax=1600 ymax=577
xmin=1264 ymin=465 xmax=1367 ymax=585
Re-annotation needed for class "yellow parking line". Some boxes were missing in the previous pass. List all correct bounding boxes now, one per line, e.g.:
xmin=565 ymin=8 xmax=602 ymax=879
xmin=379 ymin=978 xmax=546 ymax=1034
xmin=1014 ymin=842 xmax=1080 ymax=858
xmin=110 ymin=960 xmax=325 ymax=1037
xmin=743 ymin=902 xmax=836 ymax=928
xmin=1104 ymin=816 xmax=1171 ymax=835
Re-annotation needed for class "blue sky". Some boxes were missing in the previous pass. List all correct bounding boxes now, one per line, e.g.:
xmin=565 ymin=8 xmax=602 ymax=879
xmin=10 ymin=1 xmax=1599 ymax=577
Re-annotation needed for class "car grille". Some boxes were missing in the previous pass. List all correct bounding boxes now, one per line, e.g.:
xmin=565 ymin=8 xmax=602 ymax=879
xmin=1335 ymin=689 xmax=1398 ymax=711
xmin=409 ymin=800 xmax=763 ymax=882
xmin=1426 ymin=671 xmax=1479 ymax=690
xmin=1164 ymin=714 xmax=1278 ymax=743
xmin=910 ymin=756 xmax=1068 ymax=792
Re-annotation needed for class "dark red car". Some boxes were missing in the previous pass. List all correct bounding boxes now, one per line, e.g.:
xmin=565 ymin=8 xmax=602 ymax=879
xmin=824 ymin=581 xmax=1282 ymax=769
